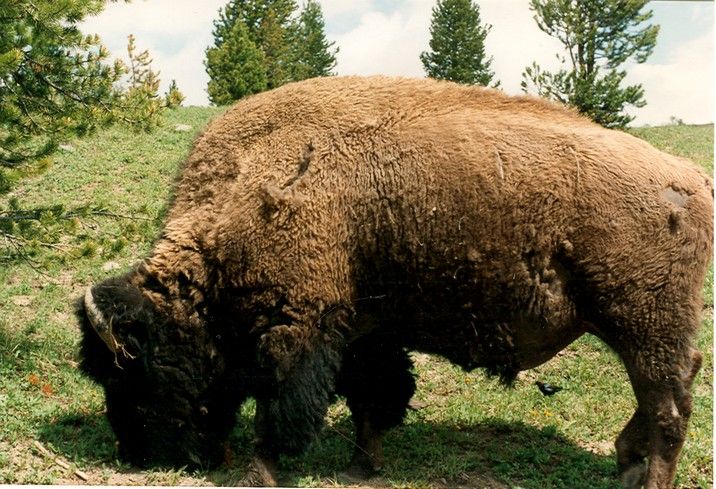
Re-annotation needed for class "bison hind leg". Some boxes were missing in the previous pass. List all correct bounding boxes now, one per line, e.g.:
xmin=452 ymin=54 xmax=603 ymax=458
xmin=615 ymin=410 xmax=648 ymax=488
xmin=614 ymin=346 xmax=702 ymax=489
xmin=336 ymin=333 xmax=416 ymax=478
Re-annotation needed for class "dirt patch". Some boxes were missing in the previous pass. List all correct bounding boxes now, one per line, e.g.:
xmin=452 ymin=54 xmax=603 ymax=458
xmin=11 ymin=295 xmax=33 ymax=307
xmin=580 ymin=439 xmax=615 ymax=456
xmin=300 ymin=471 xmax=511 ymax=489
xmin=438 ymin=472 xmax=511 ymax=489
xmin=53 ymin=469 xmax=210 ymax=486
xmin=55 ymin=270 xmax=85 ymax=297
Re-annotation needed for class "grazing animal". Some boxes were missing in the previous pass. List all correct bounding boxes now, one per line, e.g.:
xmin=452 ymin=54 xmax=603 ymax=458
xmin=77 ymin=76 xmax=713 ymax=488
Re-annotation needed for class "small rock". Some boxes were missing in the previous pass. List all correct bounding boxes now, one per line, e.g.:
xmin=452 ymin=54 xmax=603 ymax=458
xmin=101 ymin=261 xmax=121 ymax=272
xmin=74 ymin=469 xmax=89 ymax=481
xmin=408 ymin=399 xmax=427 ymax=410
xmin=12 ymin=295 xmax=32 ymax=307
xmin=174 ymin=124 xmax=192 ymax=132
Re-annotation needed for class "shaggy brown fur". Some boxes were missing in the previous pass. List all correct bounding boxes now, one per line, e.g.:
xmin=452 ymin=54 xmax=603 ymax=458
xmin=78 ymin=76 xmax=713 ymax=489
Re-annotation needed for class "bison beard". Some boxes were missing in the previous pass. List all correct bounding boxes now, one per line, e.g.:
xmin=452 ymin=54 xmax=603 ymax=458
xmin=77 ymin=76 xmax=712 ymax=488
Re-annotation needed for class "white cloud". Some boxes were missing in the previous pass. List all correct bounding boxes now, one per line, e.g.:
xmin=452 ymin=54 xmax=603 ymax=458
xmin=625 ymin=31 xmax=714 ymax=126
xmin=83 ymin=0 xmax=225 ymax=38
xmin=148 ymin=38 xmax=214 ymax=106
xmin=476 ymin=0 xmax=565 ymax=93
xmin=332 ymin=0 xmax=564 ymax=88
xmin=334 ymin=6 xmax=431 ymax=77
xmin=319 ymin=0 xmax=375 ymax=20
xmin=81 ymin=0 xmax=225 ymax=105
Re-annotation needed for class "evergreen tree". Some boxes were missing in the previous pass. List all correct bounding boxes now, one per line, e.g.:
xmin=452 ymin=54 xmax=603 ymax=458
xmin=521 ymin=0 xmax=659 ymax=128
xmin=260 ymin=8 xmax=292 ymax=88
xmin=164 ymin=80 xmax=186 ymax=108
xmin=124 ymin=34 xmax=162 ymax=123
xmin=213 ymin=0 xmax=296 ymax=42
xmin=206 ymin=21 xmax=268 ymax=105
xmin=291 ymin=0 xmax=338 ymax=80
xmin=1 ymin=1 xmax=169 ymax=261
xmin=206 ymin=0 xmax=298 ymax=95
xmin=0 ymin=0 xmax=160 ymax=190
xmin=420 ymin=0 xmax=498 ymax=87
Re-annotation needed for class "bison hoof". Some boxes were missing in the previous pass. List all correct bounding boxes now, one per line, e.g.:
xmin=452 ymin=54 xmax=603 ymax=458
xmin=338 ymin=469 xmax=377 ymax=486
xmin=339 ymin=455 xmax=381 ymax=483
xmin=620 ymin=462 xmax=647 ymax=489
xmin=238 ymin=456 xmax=279 ymax=487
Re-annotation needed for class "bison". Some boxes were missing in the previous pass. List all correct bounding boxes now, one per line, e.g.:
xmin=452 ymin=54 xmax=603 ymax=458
xmin=77 ymin=76 xmax=713 ymax=488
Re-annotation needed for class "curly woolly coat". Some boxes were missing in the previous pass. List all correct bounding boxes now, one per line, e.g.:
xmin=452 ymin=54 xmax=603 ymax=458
xmin=78 ymin=76 xmax=713 ymax=488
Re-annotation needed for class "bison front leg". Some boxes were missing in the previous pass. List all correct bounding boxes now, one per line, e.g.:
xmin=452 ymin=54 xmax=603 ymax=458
xmin=336 ymin=333 xmax=416 ymax=479
xmin=238 ymin=319 xmax=345 ymax=487
xmin=617 ymin=348 xmax=702 ymax=489
xmin=238 ymin=400 xmax=281 ymax=487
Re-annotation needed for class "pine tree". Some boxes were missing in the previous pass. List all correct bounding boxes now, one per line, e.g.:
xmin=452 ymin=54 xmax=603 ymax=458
xmin=521 ymin=0 xmax=659 ymax=128
xmin=206 ymin=21 xmax=268 ymax=105
xmin=291 ymin=0 xmax=338 ymax=80
xmin=206 ymin=0 xmax=298 ymax=96
xmin=1 ymin=0 xmax=166 ymax=261
xmin=420 ymin=0 xmax=498 ymax=87
xmin=213 ymin=0 xmax=296 ymax=42
xmin=164 ymin=80 xmax=186 ymax=108
xmin=260 ymin=8 xmax=292 ymax=89
xmin=124 ymin=34 xmax=162 ymax=125
xmin=0 ymin=0 xmax=160 ymax=190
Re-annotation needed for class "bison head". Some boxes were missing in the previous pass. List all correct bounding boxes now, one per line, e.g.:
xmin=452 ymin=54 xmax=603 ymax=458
xmin=77 ymin=274 xmax=247 ymax=469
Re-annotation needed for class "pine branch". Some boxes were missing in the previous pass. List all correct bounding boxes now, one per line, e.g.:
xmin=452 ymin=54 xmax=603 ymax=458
xmin=1 ymin=231 xmax=52 ymax=276
xmin=0 ymin=207 xmax=153 ymax=223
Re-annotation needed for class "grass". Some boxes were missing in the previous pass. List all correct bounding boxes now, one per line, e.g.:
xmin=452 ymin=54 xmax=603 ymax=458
xmin=0 ymin=113 xmax=712 ymax=488
xmin=629 ymin=124 xmax=714 ymax=174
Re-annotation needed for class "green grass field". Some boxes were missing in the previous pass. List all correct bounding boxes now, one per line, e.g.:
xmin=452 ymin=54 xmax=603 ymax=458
xmin=0 ymin=109 xmax=712 ymax=488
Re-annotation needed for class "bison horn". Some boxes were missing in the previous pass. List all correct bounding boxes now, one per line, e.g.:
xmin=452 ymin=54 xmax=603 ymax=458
xmin=84 ymin=287 xmax=132 ymax=358
xmin=84 ymin=287 xmax=107 ymax=333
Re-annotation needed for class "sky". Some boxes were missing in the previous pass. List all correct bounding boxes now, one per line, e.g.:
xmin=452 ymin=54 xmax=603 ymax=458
xmin=81 ymin=0 xmax=714 ymax=126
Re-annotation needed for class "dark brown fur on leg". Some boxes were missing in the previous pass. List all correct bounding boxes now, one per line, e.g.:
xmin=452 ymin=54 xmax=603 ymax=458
xmin=238 ymin=400 xmax=280 ymax=487
xmin=618 ymin=348 xmax=702 ymax=489
xmin=644 ymin=396 xmax=687 ymax=489
xmin=616 ymin=410 xmax=648 ymax=489
xmin=239 ymin=455 xmax=278 ymax=488
xmin=681 ymin=348 xmax=702 ymax=392
xmin=642 ymin=351 xmax=700 ymax=489
xmin=336 ymin=333 xmax=416 ymax=480
xmin=344 ymin=413 xmax=385 ymax=479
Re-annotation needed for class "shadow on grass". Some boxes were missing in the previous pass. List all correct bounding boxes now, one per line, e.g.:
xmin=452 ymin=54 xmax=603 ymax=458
xmin=39 ymin=407 xmax=618 ymax=489
xmin=38 ymin=412 xmax=117 ymax=465
xmin=276 ymin=414 xmax=618 ymax=489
